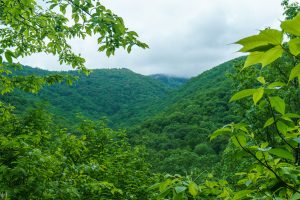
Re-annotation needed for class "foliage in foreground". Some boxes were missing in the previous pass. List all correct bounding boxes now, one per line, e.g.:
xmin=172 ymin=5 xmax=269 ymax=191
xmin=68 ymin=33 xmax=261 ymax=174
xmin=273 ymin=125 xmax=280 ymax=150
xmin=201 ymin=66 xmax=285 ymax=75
xmin=0 ymin=105 xmax=155 ymax=199
xmin=153 ymin=8 xmax=300 ymax=200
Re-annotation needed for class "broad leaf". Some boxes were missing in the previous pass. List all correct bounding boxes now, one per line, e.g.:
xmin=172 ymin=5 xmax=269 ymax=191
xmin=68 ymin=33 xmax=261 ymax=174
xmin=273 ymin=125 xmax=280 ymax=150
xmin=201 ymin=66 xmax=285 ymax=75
xmin=236 ymin=29 xmax=282 ymax=53
xmin=243 ymin=46 xmax=283 ymax=69
xmin=243 ymin=52 xmax=264 ymax=69
xmin=230 ymin=89 xmax=256 ymax=102
xmin=260 ymin=45 xmax=283 ymax=67
xmin=263 ymin=117 xmax=275 ymax=128
xmin=281 ymin=12 xmax=300 ymax=36
xmin=289 ymin=38 xmax=300 ymax=56
xmin=289 ymin=63 xmax=300 ymax=82
xmin=5 ymin=51 xmax=13 ymax=63
xmin=188 ymin=182 xmax=198 ymax=198
xmin=269 ymin=96 xmax=285 ymax=114
xmin=267 ymin=81 xmax=286 ymax=89
xmin=257 ymin=76 xmax=266 ymax=85
xmin=269 ymin=148 xmax=294 ymax=161
xmin=210 ymin=128 xmax=231 ymax=140
xmin=289 ymin=192 xmax=300 ymax=200
xmin=253 ymin=88 xmax=264 ymax=105
xmin=232 ymin=135 xmax=247 ymax=148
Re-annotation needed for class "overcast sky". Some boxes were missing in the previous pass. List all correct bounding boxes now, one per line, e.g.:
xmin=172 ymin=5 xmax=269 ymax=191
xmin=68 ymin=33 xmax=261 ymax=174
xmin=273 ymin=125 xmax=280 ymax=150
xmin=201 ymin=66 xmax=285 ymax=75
xmin=19 ymin=0 xmax=285 ymax=77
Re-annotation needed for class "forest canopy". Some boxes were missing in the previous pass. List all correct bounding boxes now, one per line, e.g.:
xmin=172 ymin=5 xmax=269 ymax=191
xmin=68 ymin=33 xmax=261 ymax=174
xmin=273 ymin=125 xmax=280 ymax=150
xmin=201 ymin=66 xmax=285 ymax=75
xmin=1 ymin=0 xmax=300 ymax=200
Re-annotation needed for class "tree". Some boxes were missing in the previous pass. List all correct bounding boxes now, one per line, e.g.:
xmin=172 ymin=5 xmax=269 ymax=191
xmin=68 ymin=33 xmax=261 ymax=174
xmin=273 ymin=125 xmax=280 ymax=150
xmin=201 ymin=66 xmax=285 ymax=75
xmin=0 ymin=1 xmax=156 ymax=199
xmin=152 ymin=5 xmax=300 ymax=200
xmin=0 ymin=0 xmax=148 ymax=93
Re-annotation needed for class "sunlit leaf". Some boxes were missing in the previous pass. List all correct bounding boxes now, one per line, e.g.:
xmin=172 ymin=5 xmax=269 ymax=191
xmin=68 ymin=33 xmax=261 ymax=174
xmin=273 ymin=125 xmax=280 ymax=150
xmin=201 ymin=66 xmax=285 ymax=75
xmin=253 ymin=88 xmax=264 ymax=105
xmin=281 ymin=12 xmax=300 ymax=36
xmin=269 ymin=96 xmax=285 ymax=114
xmin=230 ymin=89 xmax=256 ymax=102
xmin=289 ymin=38 xmax=300 ymax=56
xmin=269 ymin=148 xmax=294 ymax=161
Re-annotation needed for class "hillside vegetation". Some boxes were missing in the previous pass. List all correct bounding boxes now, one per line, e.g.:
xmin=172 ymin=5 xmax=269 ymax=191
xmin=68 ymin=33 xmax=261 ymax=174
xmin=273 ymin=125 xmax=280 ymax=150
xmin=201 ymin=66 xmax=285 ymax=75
xmin=128 ymin=58 xmax=243 ymax=174
xmin=0 ymin=67 xmax=173 ymax=128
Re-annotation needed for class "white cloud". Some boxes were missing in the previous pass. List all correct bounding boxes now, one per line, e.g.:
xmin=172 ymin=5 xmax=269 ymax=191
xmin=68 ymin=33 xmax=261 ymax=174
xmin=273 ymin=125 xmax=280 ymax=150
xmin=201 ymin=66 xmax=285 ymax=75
xmin=19 ymin=0 xmax=284 ymax=77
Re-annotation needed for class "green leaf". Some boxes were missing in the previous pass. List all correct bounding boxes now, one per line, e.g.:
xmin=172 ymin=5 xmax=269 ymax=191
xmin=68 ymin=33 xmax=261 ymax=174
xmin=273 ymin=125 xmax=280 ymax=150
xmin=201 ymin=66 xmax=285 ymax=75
xmin=289 ymin=192 xmax=300 ymax=200
xmin=289 ymin=38 xmax=300 ymax=56
xmin=159 ymin=179 xmax=172 ymax=192
xmin=289 ymin=63 xmax=300 ymax=82
xmin=232 ymin=135 xmax=247 ymax=148
xmin=284 ymin=113 xmax=300 ymax=119
xmin=276 ymin=121 xmax=289 ymax=134
xmin=257 ymin=76 xmax=266 ymax=84
xmin=267 ymin=81 xmax=286 ymax=89
xmin=5 ymin=50 xmax=13 ymax=63
xmin=236 ymin=35 xmax=269 ymax=53
xmin=269 ymin=96 xmax=285 ymax=114
xmin=188 ymin=182 xmax=198 ymax=198
xmin=210 ymin=128 xmax=231 ymax=140
xmin=269 ymin=148 xmax=294 ymax=161
xmin=243 ymin=46 xmax=283 ymax=69
xmin=148 ymin=183 xmax=160 ymax=190
xmin=281 ymin=12 xmax=300 ymax=36
xmin=233 ymin=190 xmax=254 ymax=200
xmin=230 ymin=89 xmax=256 ymax=102
xmin=260 ymin=45 xmax=283 ymax=67
xmin=253 ymin=88 xmax=264 ymax=105
xmin=236 ymin=29 xmax=282 ymax=53
xmin=263 ymin=117 xmax=275 ymax=128
xmin=243 ymin=51 xmax=264 ymax=69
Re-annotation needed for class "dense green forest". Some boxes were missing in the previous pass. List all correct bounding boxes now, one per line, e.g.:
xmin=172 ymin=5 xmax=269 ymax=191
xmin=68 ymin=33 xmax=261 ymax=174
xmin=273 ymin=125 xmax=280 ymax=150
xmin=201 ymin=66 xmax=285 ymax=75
xmin=0 ymin=66 xmax=176 ymax=128
xmin=1 ymin=0 xmax=300 ymax=199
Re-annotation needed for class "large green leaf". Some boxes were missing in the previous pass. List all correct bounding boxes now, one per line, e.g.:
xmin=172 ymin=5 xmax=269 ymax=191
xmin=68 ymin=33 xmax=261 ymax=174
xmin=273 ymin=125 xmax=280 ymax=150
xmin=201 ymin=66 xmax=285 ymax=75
xmin=210 ymin=127 xmax=231 ymax=140
xmin=289 ymin=38 xmax=300 ymax=56
xmin=236 ymin=29 xmax=282 ymax=53
xmin=260 ymin=45 xmax=283 ymax=67
xmin=232 ymin=135 xmax=247 ymax=148
xmin=269 ymin=148 xmax=294 ymax=161
xmin=289 ymin=63 xmax=300 ymax=82
xmin=243 ymin=46 xmax=283 ymax=69
xmin=188 ymin=182 xmax=198 ymax=198
xmin=269 ymin=96 xmax=285 ymax=114
xmin=243 ymin=52 xmax=264 ymax=69
xmin=230 ymin=89 xmax=256 ymax=102
xmin=263 ymin=117 xmax=275 ymax=128
xmin=236 ymin=35 xmax=270 ymax=53
xmin=253 ymin=88 xmax=264 ymax=105
xmin=5 ymin=50 xmax=13 ymax=64
xmin=281 ymin=12 xmax=300 ymax=36
xmin=267 ymin=81 xmax=286 ymax=89
xmin=289 ymin=192 xmax=300 ymax=200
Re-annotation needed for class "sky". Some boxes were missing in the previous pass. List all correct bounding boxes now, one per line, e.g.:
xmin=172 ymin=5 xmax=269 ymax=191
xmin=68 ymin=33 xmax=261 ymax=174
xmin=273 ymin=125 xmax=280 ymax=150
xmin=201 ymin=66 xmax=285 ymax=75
xmin=19 ymin=0 xmax=285 ymax=77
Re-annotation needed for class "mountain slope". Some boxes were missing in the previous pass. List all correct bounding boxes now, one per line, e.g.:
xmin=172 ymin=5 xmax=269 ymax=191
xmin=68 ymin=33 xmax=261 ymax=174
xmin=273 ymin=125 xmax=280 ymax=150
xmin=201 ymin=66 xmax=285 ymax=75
xmin=127 ymin=57 xmax=244 ymax=174
xmin=1 ymin=67 xmax=173 ymax=127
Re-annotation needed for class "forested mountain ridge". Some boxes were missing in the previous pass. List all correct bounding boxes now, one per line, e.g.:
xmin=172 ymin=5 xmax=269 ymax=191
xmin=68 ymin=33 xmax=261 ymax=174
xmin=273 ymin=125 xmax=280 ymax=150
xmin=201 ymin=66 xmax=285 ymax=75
xmin=127 ymin=57 xmax=244 ymax=174
xmin=2 ymin=57 xmax=243 ymax=174
xmin=0 ymin=67 xmax=175 ymax=128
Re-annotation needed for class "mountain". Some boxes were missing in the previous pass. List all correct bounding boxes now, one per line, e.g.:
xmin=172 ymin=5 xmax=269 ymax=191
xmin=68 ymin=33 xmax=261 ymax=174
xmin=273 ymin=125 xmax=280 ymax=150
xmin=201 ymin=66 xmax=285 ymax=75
xmin=149 ymin=74 xmax=189 ymax=88
xmin=0 ymin=67 xmax=174 ymax=128
xmin=127 ymin=57 xmax=244 ymax=174
xmin=1 ymin=57 xmax=244 ymax=175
